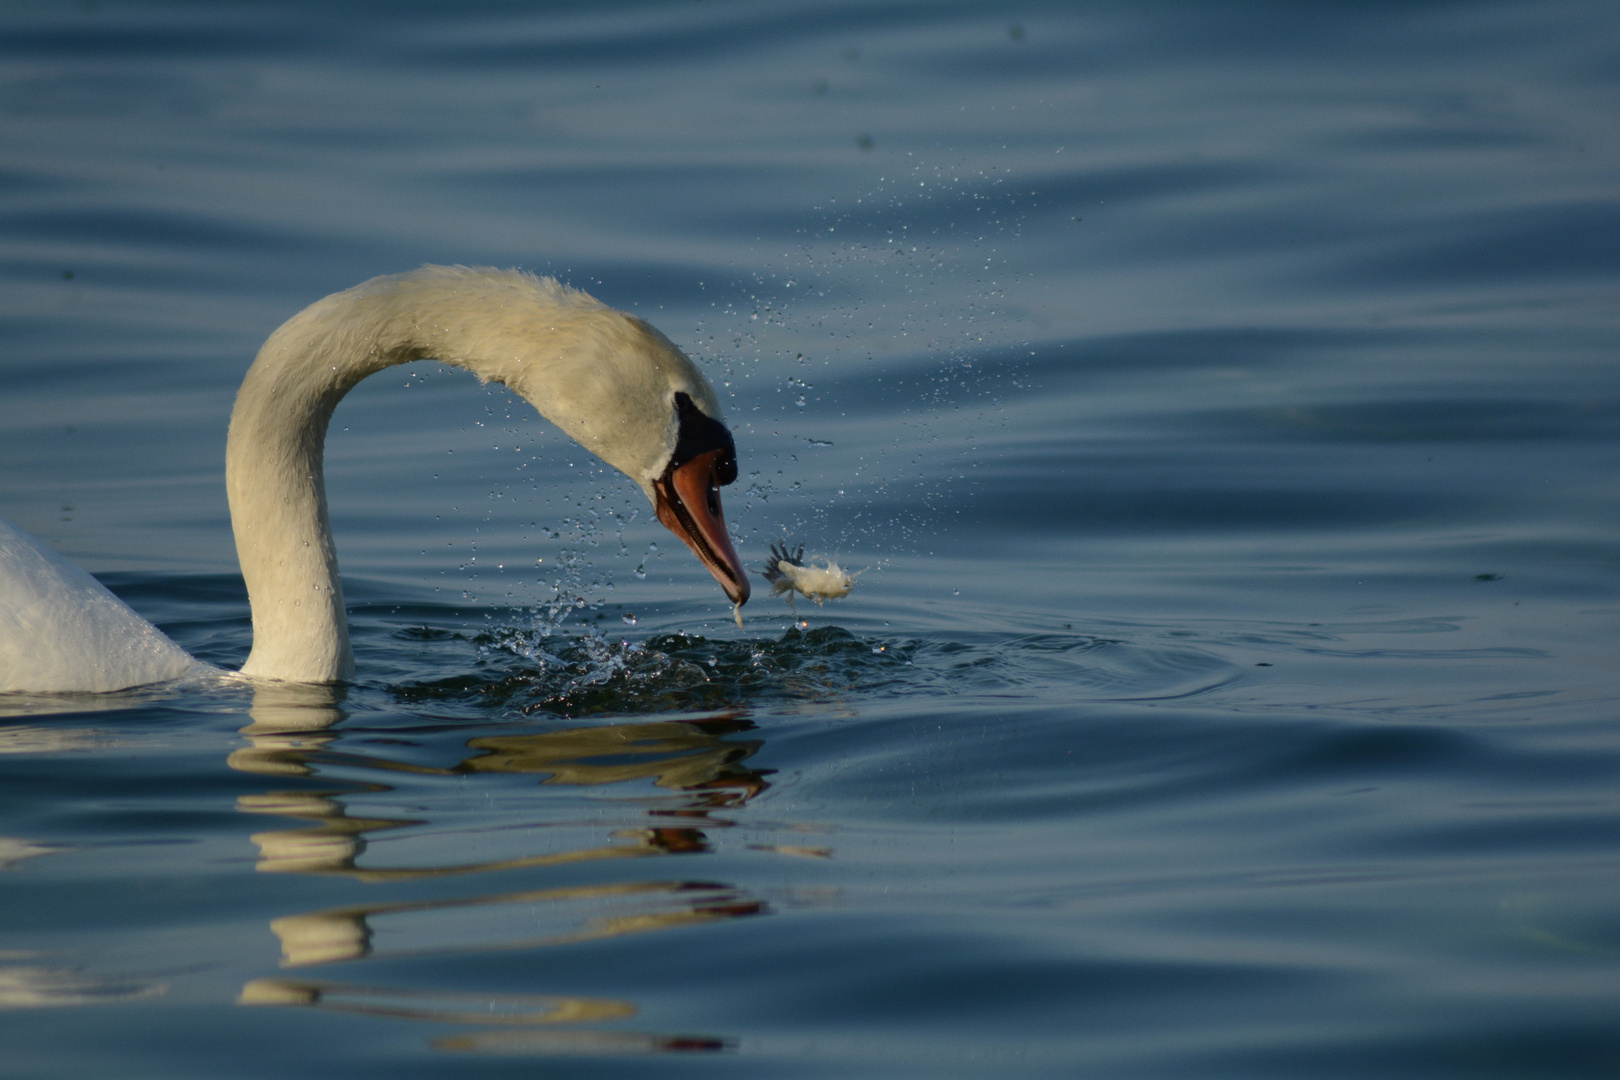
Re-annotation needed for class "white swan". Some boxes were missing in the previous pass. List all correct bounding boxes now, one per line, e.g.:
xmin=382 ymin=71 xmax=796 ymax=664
xmin=1 ymin=266 xmax=750 ymax=693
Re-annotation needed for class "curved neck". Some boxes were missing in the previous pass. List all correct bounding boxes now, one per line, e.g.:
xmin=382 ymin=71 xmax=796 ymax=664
xmin=226 ymin=291 xmax=420 ymax=681
xmin=226 ymin=267 xmax=714 ymax=683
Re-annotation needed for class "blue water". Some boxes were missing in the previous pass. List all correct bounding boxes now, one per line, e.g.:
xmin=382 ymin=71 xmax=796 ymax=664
xmin=3 ymin=1 xmax=1619 ymax=1075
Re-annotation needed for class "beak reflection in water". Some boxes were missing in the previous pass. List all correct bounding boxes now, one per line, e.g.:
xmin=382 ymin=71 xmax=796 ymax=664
xmin=231 ymin=683 xmax=793 ymax=1054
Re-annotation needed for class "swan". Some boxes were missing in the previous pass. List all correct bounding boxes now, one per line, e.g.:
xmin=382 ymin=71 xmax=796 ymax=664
xmin=1 ymin=266 xmax=750 ymax=694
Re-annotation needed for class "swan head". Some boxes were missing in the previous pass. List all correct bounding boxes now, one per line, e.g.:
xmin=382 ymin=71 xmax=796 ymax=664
xmin=649 ymin=390 xmax=750 ymax=606
xmin=457 ymin=275 xmax=749 ymax=606
xmin=286 ymin=266 xmax=753 ymax=608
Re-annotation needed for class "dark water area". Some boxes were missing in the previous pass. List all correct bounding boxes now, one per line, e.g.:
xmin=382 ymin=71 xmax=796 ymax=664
xmin=3 ymin=1 xmax=1619 ymax=1076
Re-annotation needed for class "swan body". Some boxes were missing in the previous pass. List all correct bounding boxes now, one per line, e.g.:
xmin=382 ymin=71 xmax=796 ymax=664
xmin=1 ymin=266 xmax=749 ymax=693
xmin=0 ymin=518 xmax=197 ymax=692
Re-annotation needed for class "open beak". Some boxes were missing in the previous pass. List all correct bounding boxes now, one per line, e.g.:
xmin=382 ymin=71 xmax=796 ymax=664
xmin=653 ymin=448 xmax=751 ymax=606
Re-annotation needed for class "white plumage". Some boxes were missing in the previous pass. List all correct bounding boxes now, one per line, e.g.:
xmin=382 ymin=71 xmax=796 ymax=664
xmin=0 ymin=519 xmax=196 ymax=693
xmin=1 ymin=266 xmax=748 ymax=694
xmin=761 ymin=541 xmax=858 ymax=609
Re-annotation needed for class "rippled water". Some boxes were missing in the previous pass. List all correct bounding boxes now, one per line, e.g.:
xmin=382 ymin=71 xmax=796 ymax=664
xmin=3 ymin=2 xmax=1619 ymax=1076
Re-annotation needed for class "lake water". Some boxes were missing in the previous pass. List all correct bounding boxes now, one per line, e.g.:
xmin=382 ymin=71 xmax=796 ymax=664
xmin=3 ymin=1 xmax=1619 ymax=1075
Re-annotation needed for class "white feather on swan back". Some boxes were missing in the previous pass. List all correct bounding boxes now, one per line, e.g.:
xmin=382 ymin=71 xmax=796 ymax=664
xmin=0 ymin=519 xmax=196 ymax=693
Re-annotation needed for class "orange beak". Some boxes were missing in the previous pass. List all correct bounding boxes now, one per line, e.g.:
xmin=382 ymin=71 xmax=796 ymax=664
xmin=653 ymin=448 xmax=750 ymax=605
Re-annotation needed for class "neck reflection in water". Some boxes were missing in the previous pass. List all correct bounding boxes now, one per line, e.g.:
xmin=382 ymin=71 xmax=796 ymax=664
xmin=231 ymin=681 xmax=778 ymax=1054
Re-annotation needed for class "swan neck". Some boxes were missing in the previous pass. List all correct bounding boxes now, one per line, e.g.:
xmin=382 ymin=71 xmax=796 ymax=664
xmin=225 ymin=267 xmax=714 ymax=683
xmin=226 ymin=300 xmax=413 ymax=682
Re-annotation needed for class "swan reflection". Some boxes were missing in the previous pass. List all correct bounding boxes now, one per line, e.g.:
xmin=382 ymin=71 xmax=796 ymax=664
xmin=0 ymin=837 xmax=60 ymax=870
xmin=269 ymin=880 xmax=765 ymax=967
xmin=234 ymin=692 xmax=769 ymax=879
xmin=239 ymin=978 xmax=729 ymax=1054
xmin=241 ymin=977 xmax=633 ymax=1023
xmin=0 ymin=963 xmax=165 ymax=1008
xmin=434 ymin=1028 xmax=731 ymax=1055
xmin=233 ymin=681 xmax=776 ymax=1051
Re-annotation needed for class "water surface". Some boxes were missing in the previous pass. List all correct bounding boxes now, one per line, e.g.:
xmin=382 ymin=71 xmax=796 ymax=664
xmin=3 ymin=2 xmax=1619 ymax=1076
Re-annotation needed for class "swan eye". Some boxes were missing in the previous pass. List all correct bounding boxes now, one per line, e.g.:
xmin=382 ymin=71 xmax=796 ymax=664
xmin=670 ymin=391 xmax=738 ymax=485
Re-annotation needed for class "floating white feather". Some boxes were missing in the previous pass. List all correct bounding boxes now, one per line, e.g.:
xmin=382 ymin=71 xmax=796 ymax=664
xmin=761 ymin=541 xmax=858 ymax=610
